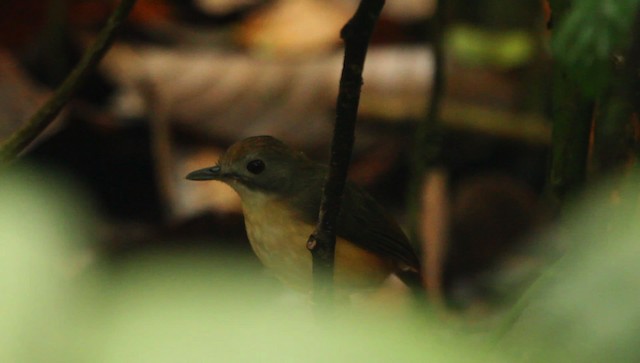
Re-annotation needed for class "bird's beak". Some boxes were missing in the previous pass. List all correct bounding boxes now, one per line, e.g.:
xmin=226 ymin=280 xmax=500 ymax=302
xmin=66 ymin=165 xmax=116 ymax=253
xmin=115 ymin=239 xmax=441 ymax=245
xmin=185 ymin=165 xmax=222 ymax=181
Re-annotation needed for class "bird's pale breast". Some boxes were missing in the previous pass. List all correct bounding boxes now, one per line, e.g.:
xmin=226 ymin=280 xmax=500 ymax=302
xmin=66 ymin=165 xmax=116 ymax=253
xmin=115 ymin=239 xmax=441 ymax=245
xmin=238 ymin=189 xmax=393 ymax=292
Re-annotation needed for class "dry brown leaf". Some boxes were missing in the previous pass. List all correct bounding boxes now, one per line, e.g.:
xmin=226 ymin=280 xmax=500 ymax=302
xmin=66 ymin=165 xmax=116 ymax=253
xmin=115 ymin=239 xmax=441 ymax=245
xmin=100 ymin=43 xmax=432 ymax=151
xmin=237 ymin=0 xmax=354 ymax=58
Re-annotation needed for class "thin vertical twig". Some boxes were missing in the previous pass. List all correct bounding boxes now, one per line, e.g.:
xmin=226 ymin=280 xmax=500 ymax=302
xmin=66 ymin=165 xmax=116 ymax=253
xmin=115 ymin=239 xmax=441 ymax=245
xmin=307 ymin=0 xmax=385 ymax=306
xmin=548 ymin=72 xmax=594 ymax=203
xmin=547 ymin=0 xmax=594 ymax=204
xmin=146 ymin=84 xmax=177 ymax=220
xmin=0 ymin=0 xmax=138 ymax=165
xmin=406 ymin=0 xmax=447 ymax=298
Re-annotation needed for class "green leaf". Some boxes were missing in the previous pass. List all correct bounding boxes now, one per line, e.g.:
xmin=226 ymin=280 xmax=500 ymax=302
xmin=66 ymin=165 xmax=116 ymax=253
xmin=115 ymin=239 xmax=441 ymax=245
xmin=551 ymin=0 xmax=640 ymax=97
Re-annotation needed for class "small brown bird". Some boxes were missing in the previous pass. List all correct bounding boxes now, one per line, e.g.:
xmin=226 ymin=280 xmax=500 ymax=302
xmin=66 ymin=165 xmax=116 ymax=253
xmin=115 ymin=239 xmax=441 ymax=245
xmin=186 ymin=136 xmax=421 ymax=293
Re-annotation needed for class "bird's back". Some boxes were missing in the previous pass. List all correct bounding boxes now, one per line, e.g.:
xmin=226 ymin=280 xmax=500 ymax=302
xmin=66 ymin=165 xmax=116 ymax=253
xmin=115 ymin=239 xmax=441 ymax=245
xmin=287 ymin=164 xmax=421 ymax=275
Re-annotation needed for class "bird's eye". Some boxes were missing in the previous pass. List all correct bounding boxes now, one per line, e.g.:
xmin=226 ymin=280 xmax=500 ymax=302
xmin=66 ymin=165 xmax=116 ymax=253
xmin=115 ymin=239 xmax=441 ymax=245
xmin=246 ymin=159 xmax=265 ymax=174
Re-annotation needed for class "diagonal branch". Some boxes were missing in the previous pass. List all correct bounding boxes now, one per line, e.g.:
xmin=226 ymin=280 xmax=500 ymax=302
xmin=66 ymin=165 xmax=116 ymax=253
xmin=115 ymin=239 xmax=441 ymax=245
xmin=306 ymin=0 xmax=385 ymax=305
xmin=0 ymin=0 xmax=138 ymax=165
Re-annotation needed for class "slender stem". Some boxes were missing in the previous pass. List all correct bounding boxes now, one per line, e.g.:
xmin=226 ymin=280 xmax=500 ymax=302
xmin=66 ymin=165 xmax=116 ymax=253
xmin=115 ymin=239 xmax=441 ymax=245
xmin=547 ymin=0 xmax=594 ymax=204
xmin=307 ymin=0 xmax=385 ymax=306
xmin=406 ymin=0 xmax=447 ymax=296
xmin=548 ymin=70 xmax=594 ymax=202
xmin=0 ymin=0 xmax=138 ymax=165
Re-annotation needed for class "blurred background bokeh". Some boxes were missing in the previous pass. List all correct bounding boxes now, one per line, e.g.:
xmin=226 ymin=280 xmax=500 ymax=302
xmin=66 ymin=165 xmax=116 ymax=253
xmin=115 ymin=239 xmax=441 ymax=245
xmin=2 ymin=0 xmax=640 ymax=361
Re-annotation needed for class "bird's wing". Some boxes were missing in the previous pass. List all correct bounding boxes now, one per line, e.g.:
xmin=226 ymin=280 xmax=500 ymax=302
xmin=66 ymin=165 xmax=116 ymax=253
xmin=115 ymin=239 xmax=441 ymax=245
xmin=336 ymin=183 xmax=421 ymax=271
xmin=287 ymin=165 xmax=421 ymax=271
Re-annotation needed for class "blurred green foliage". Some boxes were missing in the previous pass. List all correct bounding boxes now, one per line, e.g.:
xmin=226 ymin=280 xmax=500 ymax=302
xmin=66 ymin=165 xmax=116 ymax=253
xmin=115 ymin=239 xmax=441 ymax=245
xmin=0 ymin=167 xmax=491 ymax=362
xmin=0 ymin=167 xmax=94 ymax=362
xmin=499 ymin=174 xmax=640 ymax=362
xmin=552 ymin=0 xmax=640 ymax=97
xmin=448 ymin=25 xmax=537 ymax=68
xmin=2 ymin=167 xmax=640 ymax=362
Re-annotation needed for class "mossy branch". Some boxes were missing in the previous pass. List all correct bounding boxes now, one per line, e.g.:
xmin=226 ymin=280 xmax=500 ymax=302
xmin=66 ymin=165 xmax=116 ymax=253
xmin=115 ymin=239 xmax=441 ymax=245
xmin=0 ymin=0 xmax=138 ymax=165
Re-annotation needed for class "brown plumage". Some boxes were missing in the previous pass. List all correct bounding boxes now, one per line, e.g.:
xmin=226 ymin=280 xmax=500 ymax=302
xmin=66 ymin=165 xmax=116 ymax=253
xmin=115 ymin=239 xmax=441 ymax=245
xmin=186 ymin=136 xmax=422 ymax=293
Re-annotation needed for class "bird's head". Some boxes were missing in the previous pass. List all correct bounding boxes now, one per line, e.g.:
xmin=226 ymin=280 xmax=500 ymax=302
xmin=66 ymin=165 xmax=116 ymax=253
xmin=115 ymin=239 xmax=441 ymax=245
xmin=186 ymin=136 xmax=316 ymax=196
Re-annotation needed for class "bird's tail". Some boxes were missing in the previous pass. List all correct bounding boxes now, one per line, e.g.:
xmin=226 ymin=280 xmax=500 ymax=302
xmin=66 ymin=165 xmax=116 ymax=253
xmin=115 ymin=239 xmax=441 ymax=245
xmin=395 ymin=269 xmax=427 ymax=302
